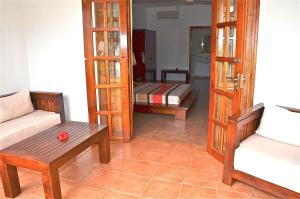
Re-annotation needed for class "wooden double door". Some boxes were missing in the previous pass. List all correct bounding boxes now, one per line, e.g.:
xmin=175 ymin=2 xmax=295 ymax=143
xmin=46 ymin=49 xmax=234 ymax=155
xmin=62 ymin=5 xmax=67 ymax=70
xmin=82 ymin=0 xmax=260 ymax=161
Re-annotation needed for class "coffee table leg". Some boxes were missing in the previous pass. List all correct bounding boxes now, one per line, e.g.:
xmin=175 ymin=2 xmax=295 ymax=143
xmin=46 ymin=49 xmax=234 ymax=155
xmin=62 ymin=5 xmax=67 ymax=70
xmin=42 ymin=166 xmax=62 ymax=199
xmin=98 ymin=128 xmax=110 ymax=163
xmin=0 ymin=161 xmax=21 ymax=198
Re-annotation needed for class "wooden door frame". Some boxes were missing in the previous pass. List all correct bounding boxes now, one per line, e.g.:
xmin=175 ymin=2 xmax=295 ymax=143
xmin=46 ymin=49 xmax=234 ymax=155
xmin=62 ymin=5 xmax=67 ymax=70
xmin=127 ymin=0 xmax=134 ymax=139
xmin=188 ymin=26 xmax=211 ymax=81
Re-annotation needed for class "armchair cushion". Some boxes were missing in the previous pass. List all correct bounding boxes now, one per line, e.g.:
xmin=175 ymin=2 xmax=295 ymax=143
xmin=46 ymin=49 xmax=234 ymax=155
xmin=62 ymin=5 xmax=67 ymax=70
xmin=256 ymin=105 xmax=300 ymax=146
xmin=0 ymin=89 xmax=34 ymax=123
xmin=0 ymin=110 xmax=61 ymax=150
xmin=234 ymin=134 xmax=300 ymax=193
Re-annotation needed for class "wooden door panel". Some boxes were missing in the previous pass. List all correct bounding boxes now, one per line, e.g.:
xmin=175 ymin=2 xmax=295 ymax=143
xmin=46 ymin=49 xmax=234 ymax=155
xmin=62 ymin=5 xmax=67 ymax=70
xmin=208 ymin=0 xmax=259 ymax=161
xmin=82 ymin=0 xmax=131 ymax=142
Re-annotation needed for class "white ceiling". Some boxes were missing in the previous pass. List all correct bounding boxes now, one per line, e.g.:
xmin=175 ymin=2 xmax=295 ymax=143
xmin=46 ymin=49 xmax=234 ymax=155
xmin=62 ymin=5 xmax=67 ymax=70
xmin=133 ymin=0 xmax=211 ymax=7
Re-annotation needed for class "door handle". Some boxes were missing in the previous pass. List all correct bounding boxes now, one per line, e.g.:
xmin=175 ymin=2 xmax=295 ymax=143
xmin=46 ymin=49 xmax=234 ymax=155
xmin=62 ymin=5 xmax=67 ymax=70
xmin=226 ymin=73 xmax=245 ymax=90
xmin=233 ymin=58 xmax=241 ymax=63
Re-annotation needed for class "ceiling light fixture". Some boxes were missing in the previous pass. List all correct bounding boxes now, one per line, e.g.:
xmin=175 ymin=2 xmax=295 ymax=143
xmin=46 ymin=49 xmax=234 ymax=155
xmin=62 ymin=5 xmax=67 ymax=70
xmin=185 ymin=0 xmax=195 ymax=2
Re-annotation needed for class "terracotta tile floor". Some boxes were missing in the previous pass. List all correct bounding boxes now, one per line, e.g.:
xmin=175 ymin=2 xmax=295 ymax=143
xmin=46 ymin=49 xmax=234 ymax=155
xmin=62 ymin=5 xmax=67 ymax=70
xmin=0 ymin=79 xmax=279 ymax=198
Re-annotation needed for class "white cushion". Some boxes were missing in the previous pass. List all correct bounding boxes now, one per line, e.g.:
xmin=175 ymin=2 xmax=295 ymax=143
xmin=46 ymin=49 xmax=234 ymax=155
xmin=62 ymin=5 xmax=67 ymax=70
xmin=0 ymin=89 xmax=34 ymax=123
xmin=256 ymin=105 xmax=300 ymax=146
xmin=0 ymin=110 xmax=61 ymax=150
xmin=235 ymin=134 xmax=300 ymax=193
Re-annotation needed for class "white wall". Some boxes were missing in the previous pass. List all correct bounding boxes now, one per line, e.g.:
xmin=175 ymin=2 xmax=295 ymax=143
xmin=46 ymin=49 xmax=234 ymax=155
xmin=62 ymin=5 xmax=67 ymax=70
xmin=19 ymin=0 xmax=88 ymax=122
xmin=132 ymin=4 xmax=147 ymax=29
xmin=254 ymin=0 xmax=300 ymax=108
xmin=0 ymin=1 xmax=30 ymax=95
xmin=146 ymin=4 xmax=211 ymax=80
xmin=0 ymin=0 xmax=88 ymax=121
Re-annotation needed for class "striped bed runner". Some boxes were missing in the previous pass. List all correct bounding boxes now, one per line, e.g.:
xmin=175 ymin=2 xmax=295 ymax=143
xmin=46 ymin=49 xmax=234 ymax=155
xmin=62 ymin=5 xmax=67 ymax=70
xmin=135 ymin=83 xmax=162 ymax=104
xmin=168 ymin=84 xmax=192 ymax=105
xmin=149 ymin=83 xmax=178 ymax=104
xmin=134 ymin=82 xmax=191 ymax=105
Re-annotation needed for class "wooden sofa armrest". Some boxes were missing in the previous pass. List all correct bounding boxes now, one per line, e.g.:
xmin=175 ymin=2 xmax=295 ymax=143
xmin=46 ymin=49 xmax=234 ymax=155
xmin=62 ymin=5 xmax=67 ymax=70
xmin=30 ymin=92 xmax=65 ymax=123
xmin=223 ymin=103 xmax=265 ymax=185
xmin=229 ymin=103 xmax=265 ymax=128
xmin=278 ymin=105 xmax=300 ymax=113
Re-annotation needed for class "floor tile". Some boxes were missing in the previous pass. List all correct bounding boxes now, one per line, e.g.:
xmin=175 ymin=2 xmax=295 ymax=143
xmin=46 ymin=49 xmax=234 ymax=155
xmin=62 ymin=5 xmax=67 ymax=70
xmin=82 ymin=168 xmax=119 ymax=188
xmin=178 ymin=185 xmax=216 ymax=199
xmin=101 ymin=190 xmax=138 ymax=199
xmin=60 ymin=162 xmax=94 ymax=181
xmin=184 ymin=169 xmax=218 ymax=188
xmin=124 ymin=160 xmax=158 ymax=177
xmin=134 ymin=149 xmax=168 ymax=164
xmin=153 ymin=165 xmax=188 ymax=183
xmin=216 ymin=190 xmax=253 ymax=199
xmin=142 ymin=179 xmax=182 ymax=198
xmin=160 ymin=152 xmax=192 ymax=167
xmin=63 ymin=184 xmax=105 ymax=199
xmin=217 ymin=181 xmax=253 ymax=194
xmin=107 ymin=173 xmax=149 ymax=196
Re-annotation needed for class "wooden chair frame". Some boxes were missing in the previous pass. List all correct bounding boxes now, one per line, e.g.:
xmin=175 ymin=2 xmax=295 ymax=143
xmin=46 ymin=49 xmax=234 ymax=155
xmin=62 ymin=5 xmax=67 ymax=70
xmin=222 ymin=103 xmax=300 ymax=199
xmin=30 ymin=92 xmax=65 ymax=122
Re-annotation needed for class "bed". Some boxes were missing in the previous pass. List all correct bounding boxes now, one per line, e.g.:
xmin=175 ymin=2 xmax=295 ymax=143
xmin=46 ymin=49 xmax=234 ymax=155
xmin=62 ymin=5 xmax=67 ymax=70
xmin=133 ymin=82 xmax=195 ymax=120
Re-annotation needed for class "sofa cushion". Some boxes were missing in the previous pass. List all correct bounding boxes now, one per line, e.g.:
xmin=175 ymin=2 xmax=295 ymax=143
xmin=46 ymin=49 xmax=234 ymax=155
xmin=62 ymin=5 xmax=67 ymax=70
xmin=256 ymin=105 xmax=300 ymax=146
xmin=0 ymin=110 xmax=61 ymax=150
xmin=0 ymin=89 xmax=34 ymax=123
xmin=234 ymin=134 xmax=300 ymax=193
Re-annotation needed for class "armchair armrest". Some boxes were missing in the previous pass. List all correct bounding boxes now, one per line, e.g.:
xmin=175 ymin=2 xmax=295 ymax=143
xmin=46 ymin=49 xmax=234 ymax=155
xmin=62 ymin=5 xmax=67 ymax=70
xmin=223 ymin=103 xmax=265 ymax=185
xmin=30 ymin=92 xmax=65 ymax=122
xmin=278 ymin=105 xmax=300 ymax=113
xmin=229 ymin=103 xmax=265 ymax=129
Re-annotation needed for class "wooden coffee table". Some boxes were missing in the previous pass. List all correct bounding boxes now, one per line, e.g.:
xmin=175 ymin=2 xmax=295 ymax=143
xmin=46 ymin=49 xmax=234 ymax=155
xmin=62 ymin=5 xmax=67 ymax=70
xmin=0 ymin=121 xmax=110 ymax=199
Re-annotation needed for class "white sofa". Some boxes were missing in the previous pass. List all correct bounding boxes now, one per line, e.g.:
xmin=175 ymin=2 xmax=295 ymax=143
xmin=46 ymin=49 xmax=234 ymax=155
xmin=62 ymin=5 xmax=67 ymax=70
xmin=235 ymin=133 xmax=300 ymax=193
xmin=223 ymin=103 xmax=300 ymax=199
xmin=0 ymin=90 xmax=64 ymax=150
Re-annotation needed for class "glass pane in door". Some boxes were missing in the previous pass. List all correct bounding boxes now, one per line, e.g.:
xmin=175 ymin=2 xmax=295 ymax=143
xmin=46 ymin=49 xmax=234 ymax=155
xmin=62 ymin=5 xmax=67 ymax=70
xmin=107 ymin=2 xmax=119 ymax=28
xmin=93 ymin=32 xmax=105 ymax=56
xmin=92 ymin=2 xmax=104 ymax=28
xmin=213 ymin=123 xmax=222 ymax=148
xmin=217 ymin=28 xmax=225 ymax=57
xmin=213 ymin=93 xmax=233 ymax=123
xmin=111 ymin=88 xmax=122 ymax=111
xmin=112 ymin=115 xmax=123 ymax=137
xmin=229 ymin=0 xmax=236 ymax=21
xmin=95 ymin=61 xmax=107 ymax=84
xmin=228 ymin=27 xmax=236 ymax=57
xmin=96 ymin=88 xmax=108 ymax=111
xmin=108 ymin=31 xmax=120 ymax=56
xmin=218 ymin=0 xmax=227 ymax=23
xmin=213 ymin=123 xmax=228 ymax=154
xmin=217 ymin=0 xmax=236 ymax=23
xmin=215 ymin=62 xmax=236 ymax=92
xmin=109 ymin=61 xmax=121 ymax=83
xmin=97 ymin=115 xmax=108 ymax=125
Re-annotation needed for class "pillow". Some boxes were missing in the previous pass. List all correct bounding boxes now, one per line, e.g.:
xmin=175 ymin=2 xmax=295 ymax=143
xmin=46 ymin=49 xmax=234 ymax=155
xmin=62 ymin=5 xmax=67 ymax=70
xmin=0 ymin=89 xmax=34 ymax=123
xmin=256 ymin=104 xmax=300 ymax=147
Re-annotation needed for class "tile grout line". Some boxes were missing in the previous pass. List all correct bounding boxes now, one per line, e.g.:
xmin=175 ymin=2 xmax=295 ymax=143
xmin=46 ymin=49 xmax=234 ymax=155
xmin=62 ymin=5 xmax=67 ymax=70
xmin=98 ymin=189 xmax=109 ymax=199
xmin=140 ymin=177 xmax=152 ymax=197
xmin=105 ymin=188 xmax=141 ymax=198
xmin=176 ymin=183 xmax=184 ymax=199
